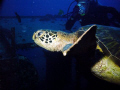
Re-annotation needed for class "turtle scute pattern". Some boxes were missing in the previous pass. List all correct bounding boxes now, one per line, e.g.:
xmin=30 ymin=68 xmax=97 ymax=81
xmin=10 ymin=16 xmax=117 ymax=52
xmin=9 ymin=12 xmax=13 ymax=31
xmin=96 ymin=28 xmax=120 ymax=59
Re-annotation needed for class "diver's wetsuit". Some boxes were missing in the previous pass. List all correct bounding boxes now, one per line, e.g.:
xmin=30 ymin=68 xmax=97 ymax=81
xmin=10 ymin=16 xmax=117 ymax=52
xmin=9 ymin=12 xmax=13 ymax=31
xmin=66 ymin=1 xmax=120 ymax=30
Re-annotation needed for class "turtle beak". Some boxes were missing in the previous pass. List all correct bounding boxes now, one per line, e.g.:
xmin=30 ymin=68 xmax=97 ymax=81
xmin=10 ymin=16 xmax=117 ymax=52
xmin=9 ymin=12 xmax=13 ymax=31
xmin=32 ymin=32 xmax=36 ymax=40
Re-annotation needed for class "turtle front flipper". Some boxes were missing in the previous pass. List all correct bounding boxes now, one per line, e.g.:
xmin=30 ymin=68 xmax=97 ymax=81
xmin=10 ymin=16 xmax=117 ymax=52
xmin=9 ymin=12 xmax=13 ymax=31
xmin=62 ymin=44 xmax=73 ymax=52
xmin=91 ymin=40 xmax=120 ymax=85
xmin=62 ymin=25 xmax=97 ymax=57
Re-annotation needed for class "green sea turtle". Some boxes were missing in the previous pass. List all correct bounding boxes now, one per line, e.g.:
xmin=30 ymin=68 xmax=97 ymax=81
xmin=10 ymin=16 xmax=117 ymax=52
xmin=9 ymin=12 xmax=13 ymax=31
xmin=32 ymin=25 xmax=120 ymax=85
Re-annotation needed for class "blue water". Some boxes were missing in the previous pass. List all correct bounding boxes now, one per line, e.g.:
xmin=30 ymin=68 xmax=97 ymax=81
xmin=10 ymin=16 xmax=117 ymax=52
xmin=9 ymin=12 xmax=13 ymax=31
xmin=0 ymin=0 xmax=120 ymax=90
xmin=0 ymin=0 xmax=120 ymax=16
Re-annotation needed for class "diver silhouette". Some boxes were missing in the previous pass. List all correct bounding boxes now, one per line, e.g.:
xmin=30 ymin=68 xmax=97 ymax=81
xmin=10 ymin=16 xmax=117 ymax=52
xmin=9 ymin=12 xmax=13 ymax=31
xmin=66 ymin=0 xmax=120 ymax=30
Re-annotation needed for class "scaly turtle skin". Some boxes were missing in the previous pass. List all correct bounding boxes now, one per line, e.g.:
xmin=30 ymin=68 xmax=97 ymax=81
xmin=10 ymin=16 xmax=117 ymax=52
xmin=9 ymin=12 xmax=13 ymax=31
xmin=32 ymin=25 xmax=120 ymax=85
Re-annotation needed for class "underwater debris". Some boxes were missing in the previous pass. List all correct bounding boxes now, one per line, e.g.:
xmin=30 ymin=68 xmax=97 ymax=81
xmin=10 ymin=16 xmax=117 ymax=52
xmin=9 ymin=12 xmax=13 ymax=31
xmin=58 ymin=9 xmax=64 ymax=16
xmin=39 ymin=14 xmax=56 ymax=21
xmin=0 ymin=26 xmax=15 ymax=59
xmin=0 ymin=55 xmax=39 ymax=90
xmin=22 ymin=39 xmax=26 ymax=42
xmin=15 ymin=12 xmax=21 ymax=23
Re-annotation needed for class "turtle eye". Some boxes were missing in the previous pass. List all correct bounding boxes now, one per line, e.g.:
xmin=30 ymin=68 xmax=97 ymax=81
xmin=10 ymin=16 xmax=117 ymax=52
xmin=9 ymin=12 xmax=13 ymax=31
xmin=37 ymin=31 xmax=42 ymax=36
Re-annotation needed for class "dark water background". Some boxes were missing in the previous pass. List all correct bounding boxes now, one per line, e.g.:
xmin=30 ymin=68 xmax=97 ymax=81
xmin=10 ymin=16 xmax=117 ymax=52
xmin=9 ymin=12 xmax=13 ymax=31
xmin=0 ymin=0 xmax=120 ymax=16
xmin=0 ymin=0 xmax=120 ymax=90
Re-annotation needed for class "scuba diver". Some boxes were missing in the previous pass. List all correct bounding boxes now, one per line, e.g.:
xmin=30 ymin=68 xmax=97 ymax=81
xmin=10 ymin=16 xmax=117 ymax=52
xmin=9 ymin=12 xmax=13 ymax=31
xmin=66 ymin=0 xmax=120 ymax=30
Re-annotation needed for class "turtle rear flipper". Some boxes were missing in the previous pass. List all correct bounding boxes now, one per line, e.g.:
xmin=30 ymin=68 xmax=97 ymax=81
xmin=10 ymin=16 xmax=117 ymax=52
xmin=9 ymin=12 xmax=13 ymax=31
xmin=62 ymin=25 xmax=97 ymax=57
xmin=92 ymin=40 xmax=120 ymax=85
xmin=91 ymin=54 xmax=120 ymax=85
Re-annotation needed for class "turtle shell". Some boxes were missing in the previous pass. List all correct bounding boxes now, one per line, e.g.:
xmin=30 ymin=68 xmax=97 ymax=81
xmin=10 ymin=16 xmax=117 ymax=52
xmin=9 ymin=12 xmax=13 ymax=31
xmin=79 ymin=25 xmax=120 ymax=85
xmin=63 ymin=25 xmax=120 ymax=85
xmin=80 ymin=25 xmax=120 ymax=59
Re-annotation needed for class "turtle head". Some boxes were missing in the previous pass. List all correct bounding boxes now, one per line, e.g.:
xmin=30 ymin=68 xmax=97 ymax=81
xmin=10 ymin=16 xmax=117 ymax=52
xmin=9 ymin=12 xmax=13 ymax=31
xmin=32 ymin=30 xmax=46 ymax=49
xmin=32 ymin=30 xmax=45 ymax=41
xmin=32 ymin=29 xmax=59 ymax=51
